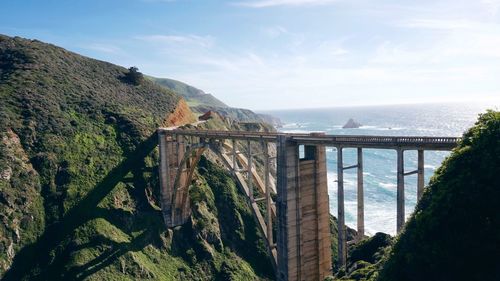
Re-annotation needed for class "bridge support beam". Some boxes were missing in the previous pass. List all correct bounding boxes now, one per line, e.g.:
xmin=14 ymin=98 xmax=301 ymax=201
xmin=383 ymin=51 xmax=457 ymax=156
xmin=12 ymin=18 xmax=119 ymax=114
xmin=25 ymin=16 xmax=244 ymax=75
xmin=337 ymin=147 xmax=346 ymax=268
xmin=158 ymin=131 xmax=172 ymax=226
xmin=247 ymin=140 xmax=254 ymax=201
xmin=357 ymin=147 xmax=364 ymax=241
xmin=397 ymin=148 xmax=405 ymax=233
xmin=158 ymin=132 xmax=193 ymax=227
xmin=276 ymin=134 xmax=332 ymax=281
xmin=417 ymin=150 xmax=424 ymax=200
xmin=262 ymin=141 xmax=274 ymax=247
xmin=232 ymin=139 xmax=237 ymax=171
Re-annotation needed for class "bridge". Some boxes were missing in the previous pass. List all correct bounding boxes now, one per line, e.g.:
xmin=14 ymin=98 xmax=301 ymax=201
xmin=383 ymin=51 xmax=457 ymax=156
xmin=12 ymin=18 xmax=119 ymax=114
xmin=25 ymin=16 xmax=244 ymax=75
xmin=157 ymin=128 xmax=459 ymax=281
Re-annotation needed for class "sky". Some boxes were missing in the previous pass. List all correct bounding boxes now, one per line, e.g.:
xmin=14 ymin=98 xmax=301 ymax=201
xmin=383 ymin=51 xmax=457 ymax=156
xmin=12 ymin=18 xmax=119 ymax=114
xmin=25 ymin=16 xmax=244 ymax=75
xmin=1 ymin=0 xmax=500 ymax=110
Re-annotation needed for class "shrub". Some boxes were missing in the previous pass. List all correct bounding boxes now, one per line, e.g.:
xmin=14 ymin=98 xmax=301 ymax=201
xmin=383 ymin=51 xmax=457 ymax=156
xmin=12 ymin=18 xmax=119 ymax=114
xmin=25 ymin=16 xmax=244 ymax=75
xmin=124 ymin=66 xmax=144 ymax=85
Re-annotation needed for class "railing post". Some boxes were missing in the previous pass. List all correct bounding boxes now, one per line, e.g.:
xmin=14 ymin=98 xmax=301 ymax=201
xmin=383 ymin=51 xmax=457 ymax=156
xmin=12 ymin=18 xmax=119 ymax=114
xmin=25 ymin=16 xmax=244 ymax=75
xmin=417 ymin=150 xmax=424 ymax=200
xmin=337 ymin=146 xmax=346 ymax=268
xmin=357 ymin=147 xmax=364 ymax=240
xmin=397 ymin=148 xmax=405 ymax=233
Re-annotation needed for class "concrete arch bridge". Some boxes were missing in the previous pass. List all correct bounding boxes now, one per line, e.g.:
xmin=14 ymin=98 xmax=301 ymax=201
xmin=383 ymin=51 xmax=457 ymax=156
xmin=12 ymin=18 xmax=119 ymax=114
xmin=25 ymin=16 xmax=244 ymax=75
xmin=157 ymin=128 xmax=458 ymax=281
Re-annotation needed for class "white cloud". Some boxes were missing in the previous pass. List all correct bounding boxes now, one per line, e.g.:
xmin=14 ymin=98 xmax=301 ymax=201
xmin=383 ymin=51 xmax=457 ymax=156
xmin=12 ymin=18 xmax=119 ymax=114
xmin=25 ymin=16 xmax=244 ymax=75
xmin=135 ymin=34 xmax=215 ymax=48
xmin=400 ymin=19 xmax=478 ymax=30
xmin=118 ymin=1 xmax=500 ymax=109
xmin=390 ymin=17 xmax=500 ymax=60
xmin=82 ymin=43 xmax=123 ymax=54
xmin=481 ymin=0 xmax=500 ymax=15
xmin=262 ymin=25 xmax=289 ymax=38
xmin=233 ymin=0 xmax=340 ymax=8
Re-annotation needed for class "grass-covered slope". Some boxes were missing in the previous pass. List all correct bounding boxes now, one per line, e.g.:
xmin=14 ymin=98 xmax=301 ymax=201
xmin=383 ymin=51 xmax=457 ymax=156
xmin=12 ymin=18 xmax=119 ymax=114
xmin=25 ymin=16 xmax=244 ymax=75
xmin=0 ymin=34 xmax=272 ymax=280
xmin=0 ymin=33 xmax=185 ymax=279
xmin=378 ymin=110 xmax=500 ymax=281
xmin=151 ymin=77 xmax=228 ymax=108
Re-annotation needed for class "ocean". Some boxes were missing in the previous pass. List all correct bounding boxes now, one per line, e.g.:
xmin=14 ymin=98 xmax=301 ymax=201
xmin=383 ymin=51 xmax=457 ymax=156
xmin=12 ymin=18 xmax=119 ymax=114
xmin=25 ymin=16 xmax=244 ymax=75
xmin=262 ymin=103 xmax=496 ymax=235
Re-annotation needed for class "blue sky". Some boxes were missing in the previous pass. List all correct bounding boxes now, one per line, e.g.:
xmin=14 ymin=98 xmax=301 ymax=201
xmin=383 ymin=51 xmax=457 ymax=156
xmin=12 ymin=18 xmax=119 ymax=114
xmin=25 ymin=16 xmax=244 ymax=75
xmin=1 ymin=0 xmax=500 ymax=110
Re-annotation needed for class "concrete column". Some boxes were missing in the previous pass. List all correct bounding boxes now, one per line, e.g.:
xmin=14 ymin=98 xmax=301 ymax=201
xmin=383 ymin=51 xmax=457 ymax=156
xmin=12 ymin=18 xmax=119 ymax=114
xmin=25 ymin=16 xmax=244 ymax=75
xmin=276 ymin=135 xmax=298 ymax=281
xmin=337 ymin=147 xmax=346 ymax=267
xmin=176 ymin=135 xmax=181 ymax=165
xmin=263 ymin=141 xmax=273 ymax=245
xmin=158 ymin=132 xmax=172 ymax=227
xmin=417 ymin=150 xmax=424 ymax=200
xmin=247 ymin=140 xmax=253 ymax=201
xmin=232 ymin=139 xmax=237 ymax=171
xmin=397 ymin=148 xmax=405 ymax=233
xmin=357 ymin=147 xmax=364 ymax=240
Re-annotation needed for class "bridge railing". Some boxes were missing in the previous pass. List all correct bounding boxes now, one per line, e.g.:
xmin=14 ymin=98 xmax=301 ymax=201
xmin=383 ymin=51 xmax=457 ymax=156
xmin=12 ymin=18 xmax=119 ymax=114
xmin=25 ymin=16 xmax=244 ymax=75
xmin=158 ymin=128 xmax=460 ymax=150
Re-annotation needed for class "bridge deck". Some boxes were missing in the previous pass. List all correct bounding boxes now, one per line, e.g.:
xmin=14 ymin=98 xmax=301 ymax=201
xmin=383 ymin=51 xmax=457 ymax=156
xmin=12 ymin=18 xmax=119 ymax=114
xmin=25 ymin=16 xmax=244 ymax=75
xmin=157 ymin=128 xmax=459 ymax=150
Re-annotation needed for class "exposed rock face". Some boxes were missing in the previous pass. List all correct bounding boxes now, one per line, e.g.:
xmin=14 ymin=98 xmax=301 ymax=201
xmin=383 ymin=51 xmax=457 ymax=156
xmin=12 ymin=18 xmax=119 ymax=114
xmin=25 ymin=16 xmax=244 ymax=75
xmin=198 ymin=110 xmax=221 ymax=121
xmin=342 ymin=118 xmax=362 ymax=129
xmin=163 ymin=99 xmax=196 ymax=127
xmin=0 ymin=129 xmax=44 ymax=275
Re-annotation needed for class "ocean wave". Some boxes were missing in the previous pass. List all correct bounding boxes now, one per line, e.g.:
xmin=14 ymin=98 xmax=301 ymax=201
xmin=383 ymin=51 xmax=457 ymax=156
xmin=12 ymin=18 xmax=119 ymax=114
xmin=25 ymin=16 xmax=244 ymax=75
xmin=282 ymin=122 xmax=310 ymax=128
xmin=282 ymin=129 xmax=311 ymax=134
xmin=357 ymin=125 xmax=405 ymax=131
xmin=379 ymin=182 xmax=396 ymax=189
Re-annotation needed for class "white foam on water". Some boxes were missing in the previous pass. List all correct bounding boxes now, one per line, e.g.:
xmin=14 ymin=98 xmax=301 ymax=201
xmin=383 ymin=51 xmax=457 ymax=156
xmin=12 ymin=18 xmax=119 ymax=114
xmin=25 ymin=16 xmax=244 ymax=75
xmin=359 ymin=126 xmax=405 ymax=131
xmin=379 ymin=182 xmax=397 ymax=189
xmin=282 ymin=129 xmax=310 ymax=134
xmin=282 ymin=122 xmax=298 ymax=128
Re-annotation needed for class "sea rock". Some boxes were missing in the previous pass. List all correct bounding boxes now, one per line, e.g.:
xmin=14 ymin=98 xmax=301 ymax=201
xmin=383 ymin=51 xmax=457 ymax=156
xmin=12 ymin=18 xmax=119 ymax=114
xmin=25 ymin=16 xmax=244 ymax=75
xmin=343 ymin=118 xmax=362 ymax=129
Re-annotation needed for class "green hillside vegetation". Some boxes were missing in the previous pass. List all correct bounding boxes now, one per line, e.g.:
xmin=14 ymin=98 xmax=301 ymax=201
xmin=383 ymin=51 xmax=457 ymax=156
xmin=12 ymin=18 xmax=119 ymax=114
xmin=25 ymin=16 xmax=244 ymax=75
xmin=0 ymin=34 xmax=273 ymax=280
xmin=150 ymin=77 xmax=228 ymax=108
xmin=378 ymin=110 xmax=500 ymax=281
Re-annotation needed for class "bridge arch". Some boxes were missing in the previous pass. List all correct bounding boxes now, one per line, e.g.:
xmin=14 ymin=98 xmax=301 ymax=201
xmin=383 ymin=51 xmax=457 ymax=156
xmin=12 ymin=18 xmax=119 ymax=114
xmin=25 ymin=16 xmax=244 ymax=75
xmin=158 ymin=131 xmax=279 ymax=269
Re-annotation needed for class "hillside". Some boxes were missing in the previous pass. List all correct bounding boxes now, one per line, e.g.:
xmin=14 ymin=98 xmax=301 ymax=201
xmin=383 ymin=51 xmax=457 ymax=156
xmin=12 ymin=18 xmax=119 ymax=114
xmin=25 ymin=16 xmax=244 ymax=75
xmin=151 ymin=77 xmax=228 ymax=108
xmin=151 ymin=77 xmax=282 ymax=126
xmin=0 ymin=34 xmax=274 ymax=280
xmin=377 ymin=110 xmax=500 ymax=281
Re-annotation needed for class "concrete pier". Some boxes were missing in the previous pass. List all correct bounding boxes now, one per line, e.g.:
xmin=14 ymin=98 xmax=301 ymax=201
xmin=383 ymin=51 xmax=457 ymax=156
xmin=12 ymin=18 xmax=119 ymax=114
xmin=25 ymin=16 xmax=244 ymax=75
xmin=337 ymin=147 xmax=346 ymax=268
xmin=357 ymin=147 xmax=364 ymax=240
xmin=276 ymin=134 xmax=332 ymax=281
xmin=397 ymin=149 xmax=405 ymax=233
xmin=417 ymin=150 xmax=425 ymax=200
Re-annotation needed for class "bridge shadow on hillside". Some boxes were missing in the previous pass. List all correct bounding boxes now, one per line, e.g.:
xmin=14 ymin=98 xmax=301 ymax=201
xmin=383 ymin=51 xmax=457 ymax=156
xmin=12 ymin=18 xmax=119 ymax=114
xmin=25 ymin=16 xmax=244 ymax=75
xmin=2 ymin=133 xmax=162 ymax=281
